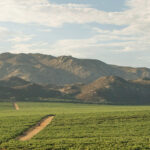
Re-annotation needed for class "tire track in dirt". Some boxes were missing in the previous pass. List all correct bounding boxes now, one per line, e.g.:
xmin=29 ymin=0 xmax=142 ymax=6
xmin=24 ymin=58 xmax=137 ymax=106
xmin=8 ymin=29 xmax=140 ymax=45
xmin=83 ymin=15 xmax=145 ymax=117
xmin=13 ymin=102 xmax=19 ymax=110
xmin=17 ymin=115 xmax=54 ymax=141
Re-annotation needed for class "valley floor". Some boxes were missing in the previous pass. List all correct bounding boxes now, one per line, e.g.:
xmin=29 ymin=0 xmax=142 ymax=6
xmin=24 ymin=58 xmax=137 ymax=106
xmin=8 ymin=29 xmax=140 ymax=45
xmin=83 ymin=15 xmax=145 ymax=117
xmin=0 ymin=102 xmax=150 ymax=150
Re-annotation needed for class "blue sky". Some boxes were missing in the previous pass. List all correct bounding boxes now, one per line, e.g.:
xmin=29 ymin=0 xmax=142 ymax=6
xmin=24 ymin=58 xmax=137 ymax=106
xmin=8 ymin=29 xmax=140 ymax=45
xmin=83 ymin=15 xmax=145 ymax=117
xmin=0 ymin=0 xmax=150 ymax=68
xmin=51 ymin=0 xmax=127 ymax=12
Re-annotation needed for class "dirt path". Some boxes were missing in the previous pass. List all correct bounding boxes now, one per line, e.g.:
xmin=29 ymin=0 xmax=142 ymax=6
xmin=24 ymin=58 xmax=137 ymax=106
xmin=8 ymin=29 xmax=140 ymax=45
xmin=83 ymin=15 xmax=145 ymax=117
xmin=18 ymin=116 xmax=54 ymax=141
xmin=13 ymin=103 xmax=19 ymax=110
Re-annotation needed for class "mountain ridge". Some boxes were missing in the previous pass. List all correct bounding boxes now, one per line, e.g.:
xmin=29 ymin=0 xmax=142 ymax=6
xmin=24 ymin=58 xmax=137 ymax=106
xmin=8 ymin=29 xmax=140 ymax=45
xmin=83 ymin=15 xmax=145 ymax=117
xmin=0 ymin=75 xmax=150 ymax=105
xmin=0 ymin=52 xmax=150 ymax=85
xmin=76 ymin=76 xmax=150 ymax=104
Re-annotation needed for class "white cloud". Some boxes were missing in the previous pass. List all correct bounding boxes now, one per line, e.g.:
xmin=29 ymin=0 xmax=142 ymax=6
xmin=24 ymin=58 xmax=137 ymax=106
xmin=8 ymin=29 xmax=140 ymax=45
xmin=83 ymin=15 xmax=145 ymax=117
xmin=39 ymin=28 xmax=52 ymax=32
xmin=10 ymin=42 xmax=49 ymax=54
xmin=44 ymin=0 xmax=150 ymax=55
xmin=0 ymin=0 xmax=150 ymax=64
xmin=0 ymin=26 xmax=8 ymax=33
xmin=0 ymin=0 xmax=149 ymax=27
xmin=9 ymin=34 xmax=34 ymax=43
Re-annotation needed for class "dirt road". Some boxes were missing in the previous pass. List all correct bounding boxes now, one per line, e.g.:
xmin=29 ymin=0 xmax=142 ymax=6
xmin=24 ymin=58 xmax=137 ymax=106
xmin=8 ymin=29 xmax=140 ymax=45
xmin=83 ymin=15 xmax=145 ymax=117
xmin=13 ymin=103 xmax=19 ymax=110
xmin=18 ymin=116 xmax=54 ymax=141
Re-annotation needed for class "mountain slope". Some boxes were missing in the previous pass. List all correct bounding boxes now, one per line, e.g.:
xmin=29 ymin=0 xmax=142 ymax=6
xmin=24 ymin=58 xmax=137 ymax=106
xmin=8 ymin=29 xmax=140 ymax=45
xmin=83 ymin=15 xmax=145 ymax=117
xmin=0 ymin=76 xmax=30 ymax=87
xmin=0 ymin=53 xmax=150 ymax=85
xmin=76 ymin=76 xmax=150 ymax=104
xmin=0 ymin=75 xmax=150 ymax=105
xmin=0 ymin=76 xmax=62 ymax=101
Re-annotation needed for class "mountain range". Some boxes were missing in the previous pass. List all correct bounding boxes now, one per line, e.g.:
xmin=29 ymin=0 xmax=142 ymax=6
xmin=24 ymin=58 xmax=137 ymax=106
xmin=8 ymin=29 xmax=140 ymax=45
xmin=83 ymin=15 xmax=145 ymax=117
xmin=0 ymin=74 xmax=150 ymax=105
xmin=0 ymin=53 xmax=150 ymax=85
xmin=0 ymin=53 xmax=150 ymax=105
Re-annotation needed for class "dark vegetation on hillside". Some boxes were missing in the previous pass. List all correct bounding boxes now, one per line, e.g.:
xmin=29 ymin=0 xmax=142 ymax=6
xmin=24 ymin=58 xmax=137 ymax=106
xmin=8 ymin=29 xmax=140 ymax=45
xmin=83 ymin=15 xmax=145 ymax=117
xmin=77 ymin=76 xmax=150 ymax=104
xmin=0 ymin=75 xmax=150 ymax=105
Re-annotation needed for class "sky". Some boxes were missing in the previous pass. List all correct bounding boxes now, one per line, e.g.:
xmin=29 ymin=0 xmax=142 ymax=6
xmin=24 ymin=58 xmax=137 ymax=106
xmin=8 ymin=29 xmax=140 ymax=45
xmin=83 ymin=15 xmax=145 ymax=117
xmin=0 ymin=0 xmax=150 ymax=68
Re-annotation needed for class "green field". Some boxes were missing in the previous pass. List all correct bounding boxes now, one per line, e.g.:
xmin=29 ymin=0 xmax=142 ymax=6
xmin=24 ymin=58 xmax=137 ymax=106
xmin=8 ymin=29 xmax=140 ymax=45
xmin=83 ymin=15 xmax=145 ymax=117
xmin=0 ymin=102 xmax=150 ymax=150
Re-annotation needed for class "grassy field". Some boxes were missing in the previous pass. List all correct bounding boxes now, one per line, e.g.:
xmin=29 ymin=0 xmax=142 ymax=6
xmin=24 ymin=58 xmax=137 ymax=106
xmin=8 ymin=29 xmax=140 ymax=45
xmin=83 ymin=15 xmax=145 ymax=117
xmin=0 ymin=102 xmax=150 ymax=150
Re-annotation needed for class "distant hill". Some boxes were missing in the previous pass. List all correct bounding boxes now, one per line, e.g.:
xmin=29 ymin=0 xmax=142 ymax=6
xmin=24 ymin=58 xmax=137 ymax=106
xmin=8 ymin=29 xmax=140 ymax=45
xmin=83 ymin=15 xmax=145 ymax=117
xmin=76 ymin=76 xmax=150 ymax=104
xmin=0 ymin=53 xmax=150 ymax=85
xmin=0 ymin=76 xmax=150 ymax=104
xmin=0 ymin=77 xmax=62 ymax=101
xmin=0 ymin=76 xmax=30 ymax=87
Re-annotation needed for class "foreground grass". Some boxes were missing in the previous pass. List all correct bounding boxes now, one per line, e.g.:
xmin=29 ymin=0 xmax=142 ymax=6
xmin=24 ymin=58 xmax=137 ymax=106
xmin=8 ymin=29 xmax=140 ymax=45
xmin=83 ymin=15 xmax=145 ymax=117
xmin=0 ymin=102 xmax=150 ymax=149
